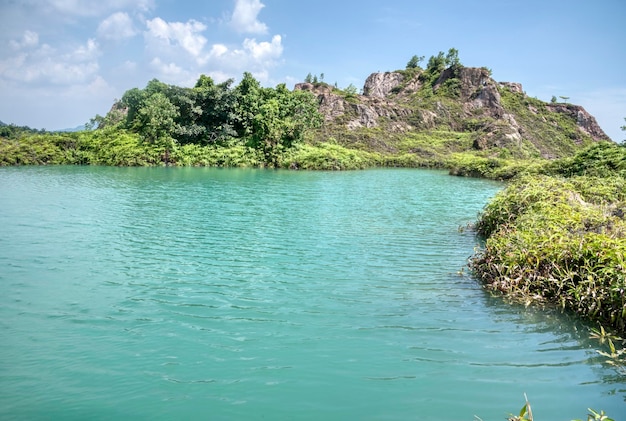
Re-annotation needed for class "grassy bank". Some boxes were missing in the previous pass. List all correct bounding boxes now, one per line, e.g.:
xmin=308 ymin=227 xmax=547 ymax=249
xmin=0 ymin=129 xmax=386 ymax=169
xmin=470 ymin=143 xmax=626 ymax=334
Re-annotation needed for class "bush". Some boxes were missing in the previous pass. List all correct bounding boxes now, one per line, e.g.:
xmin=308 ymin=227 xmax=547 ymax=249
xmin=547 ymin=142 xmax=626 ymax=178
xmin=281 ymin=143 xmax=380 ymax=170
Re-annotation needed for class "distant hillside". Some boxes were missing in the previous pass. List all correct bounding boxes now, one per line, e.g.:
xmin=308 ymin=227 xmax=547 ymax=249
xmin=296 ymin=65 xmax=608 ymax=162
xmin=56 ymin=124 xmax=88 ymax=133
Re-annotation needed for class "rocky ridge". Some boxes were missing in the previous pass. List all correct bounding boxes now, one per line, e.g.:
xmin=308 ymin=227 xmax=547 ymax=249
xmin=295 ymin=67 xmax=609 ymax=159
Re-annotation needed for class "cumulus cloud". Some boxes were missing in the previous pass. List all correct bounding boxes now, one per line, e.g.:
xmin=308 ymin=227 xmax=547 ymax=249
xmin=73 ymin=38 xmax=100 ymax=61
xmin=230 ymin=0 xmax=268 ymax=34
xmin=98 ymin=12 xmax=137 ymax=41
xmin=146 ymin=17 xmax=207 ymax=58
xmin=192 ymin=34 xmax=283 ymax=85
xmin=243 ymin=35 xmax=282 ymax=60
xmin=209 ymin=44 xmax=229 ymax=59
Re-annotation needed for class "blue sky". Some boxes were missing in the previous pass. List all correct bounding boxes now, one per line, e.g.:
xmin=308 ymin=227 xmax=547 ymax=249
xmin=0 ymin=0 xmax=624 ymax=141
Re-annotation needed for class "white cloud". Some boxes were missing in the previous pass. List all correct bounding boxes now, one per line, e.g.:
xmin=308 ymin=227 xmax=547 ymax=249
xmin=98 ymin=12 xmax=137 ymax=41
xmin=63 ymin=75 xmax=113 ymax=99
xmin=230 ymin=0 xmax=268 ymax=34
xmin=243 ymin=35 xmax=282 ymax=60
xmin=9 ymin=30 xmax=39 ymax=50
xmin=73 ymin=38 xmax=100 ymax=61
xmin=209 ymin=44 xmax=229 ymax=58
xmin=145 ymin=17 xmax=207 ymax=58
xmin=150 ymin=57 xmax=184 ymax=77
xmin=205 ymin=70 xmax=234 ymax=84
xmin=192 ymin=34 xmax=283 ymax=85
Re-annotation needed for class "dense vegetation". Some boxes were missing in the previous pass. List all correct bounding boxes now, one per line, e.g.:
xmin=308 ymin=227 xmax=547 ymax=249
xmin=1 ymin=72 xmax=324 ymax=168
xmin=471 ymin=142 xmax=626 ymax=336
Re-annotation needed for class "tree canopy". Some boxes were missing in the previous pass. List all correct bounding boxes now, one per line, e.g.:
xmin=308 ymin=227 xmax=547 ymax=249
xmin=107 ymin=73 xmax=322 ymax=166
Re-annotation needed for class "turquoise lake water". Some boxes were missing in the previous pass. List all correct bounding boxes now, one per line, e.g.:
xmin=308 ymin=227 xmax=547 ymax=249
xmin=0 ymin=166 xmax=624 ymax=420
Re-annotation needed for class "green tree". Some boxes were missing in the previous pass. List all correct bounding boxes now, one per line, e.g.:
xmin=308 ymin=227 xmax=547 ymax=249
xmin=144 ymin=78 xmax=169 ymax=97
xmin=344 ymin=83 xmax=358 ymax=96
xmin=193 ymin=77 xmax=236 ymax=144
xmin=426 ymin=52 xmax=446 ymax=75
xmin=234 ymin=72 xmax=262 ymax=139
xmin=559 ymin=96 xmax=570 ymax=103
xmin=445 ymin=48 xmax=461 ymax=69
xmin=120 ymin=87 xmax=147 ymax=128
xmin=249 ymin=83 xmax=322 ymax=166
xmin=165 ymin=84 xmax=204 ymax=144
xmin=194 ymin=74 xmax=215 ymax=89
xmin=551 ymin=95 xmax=557 ymax=103
xmin=137 ymin=92 xmax=179 ymax=151
xmin=253 ymin=97 xmax=282 ymax=165
xmin=406 ymin=55 xmax=425 ymax=69
xmin=305 ymin=73 xmax=313 ymax=83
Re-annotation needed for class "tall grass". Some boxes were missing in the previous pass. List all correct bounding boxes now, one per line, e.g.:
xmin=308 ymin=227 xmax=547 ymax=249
xmin=471 ymin=175 xmax=626 ymax=333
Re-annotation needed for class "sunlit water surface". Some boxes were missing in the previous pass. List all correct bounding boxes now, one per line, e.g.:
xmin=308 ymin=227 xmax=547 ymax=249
xmin=0 ymin=167 xmax=624 ymax=420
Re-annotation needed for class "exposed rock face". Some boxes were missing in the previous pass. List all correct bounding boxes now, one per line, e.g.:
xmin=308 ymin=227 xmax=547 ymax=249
xmin=499 ymin=82 xmax=523 ymax=94
xmin=440 ymin=67 xmax=505 ymax=118
xmin=296 ymin=67 xmax=609 ymax=156
xmin=546 ymin=103 xmax=610 ymax=141
xmin=295 ymin=83 xmax=344 ymax=121
xmin=363 ymin=72 xmax=404 ymax=98
xmin=100 ymin=101 xmax=128 ymax=128
xmin=294 ymin=82 xmax=411 ymax=130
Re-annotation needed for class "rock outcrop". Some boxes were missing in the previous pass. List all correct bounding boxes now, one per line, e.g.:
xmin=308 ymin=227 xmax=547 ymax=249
xmin=296 ymin=66 xmax=610 ymax=158
xmin=295 ymin=82 xmax=411 ymax=131
xmin=546 ymin=103 xmax=608 ymax=140
xmin=362 ymin=72 xmax=404 ymax=98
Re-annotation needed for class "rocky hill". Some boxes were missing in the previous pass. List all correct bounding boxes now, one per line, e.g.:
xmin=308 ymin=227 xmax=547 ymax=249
xmin=296 ymin=66 xmax=609 ymax=160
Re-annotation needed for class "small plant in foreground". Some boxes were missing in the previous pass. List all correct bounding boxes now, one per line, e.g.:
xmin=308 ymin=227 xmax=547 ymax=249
xmin=589 ymin=325 xmax=626 ymax=371
xmin=482 ymin=395 xmax=616 ymax=421
xmin=573 ymin=408 xmax=615 ymax=421
xmin=508 ymin=393 xmax=533 ymax=421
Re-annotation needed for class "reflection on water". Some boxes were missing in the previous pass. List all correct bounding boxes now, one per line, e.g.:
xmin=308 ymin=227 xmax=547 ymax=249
xmin=0 ymin=166 xmax=624 ymax=420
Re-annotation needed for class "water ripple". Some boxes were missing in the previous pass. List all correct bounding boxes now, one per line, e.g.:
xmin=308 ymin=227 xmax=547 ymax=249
xmin=1 ymin=167 xmax=623 ymax=420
